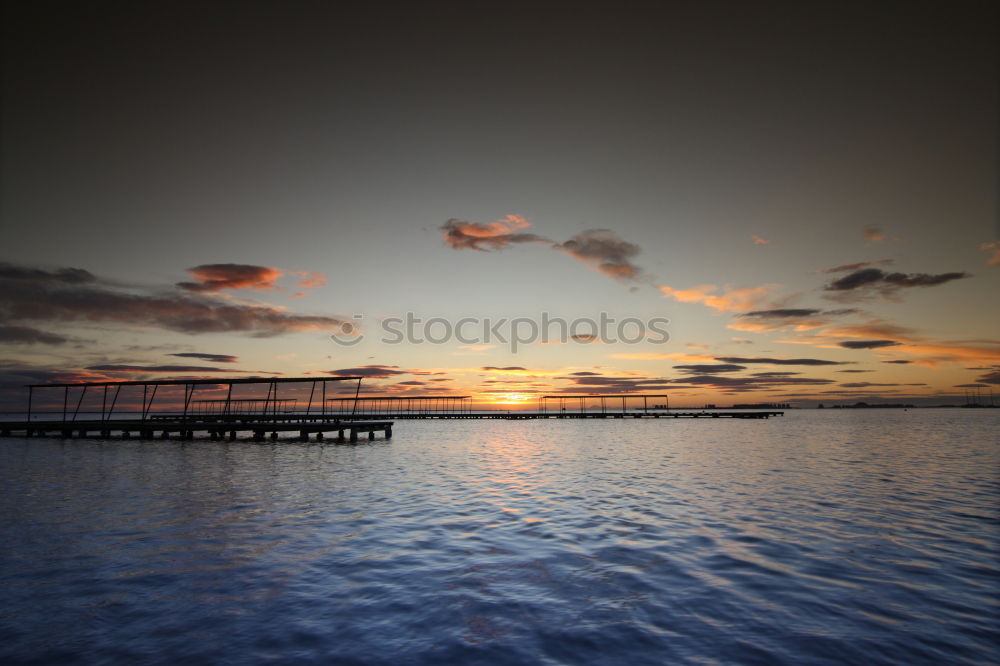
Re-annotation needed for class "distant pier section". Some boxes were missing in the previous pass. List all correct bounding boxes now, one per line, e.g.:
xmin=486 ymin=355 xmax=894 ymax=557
xmin=325 ymin=394 xmax=783 ymax=419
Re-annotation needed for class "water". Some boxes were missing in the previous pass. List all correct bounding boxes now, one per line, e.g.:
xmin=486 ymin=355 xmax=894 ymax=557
xmin=1 ymin=409 xmax=997 ymax=664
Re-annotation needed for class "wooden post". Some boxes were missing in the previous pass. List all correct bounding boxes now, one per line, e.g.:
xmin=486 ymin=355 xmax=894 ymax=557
xmin=352 ymin=378 xmax=361 ymax=416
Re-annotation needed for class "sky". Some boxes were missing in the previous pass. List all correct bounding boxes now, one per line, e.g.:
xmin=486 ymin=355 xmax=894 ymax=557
xmin=1 ymin=0 xmax=998 ymax=410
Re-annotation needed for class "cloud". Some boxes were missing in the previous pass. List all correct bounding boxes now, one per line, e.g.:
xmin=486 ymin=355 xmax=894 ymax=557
xmin=86 ymin=364 xmax=256 ymax=373
xmin=440 ymin=215 xmax=549 ymax=251
xmin=823 ymin=259 xmax=893 ymax=273
xmin=838 ymin=340 xmax=901 ymax=349
xmin=743 ymin=308 xmax=821 ymax=318
xmin=554 ymin=229 xmax=645 ymax=282
xmin=806 ymin=323 xmax=1000 ymax=367
xmin=674 ymin=375 xmax=835 ymax=391
xmin=0 ymin=325 xmax=69 ymax=345
xmin=751 ymin=234 xmax=770 ymax=245
xmin=440 ymin=216 xmax=647 ymax=283
xmin=981 ymin=241 xmax=1000 ymax=266
xmin=976 ymin=370 xmax=1000 ymax=385
xmin=823 ymin=268 xmax=969 ymax=301
xmin=730 ymin=309 xmax=822 ymax=332
xmin=836 ymin=369 xmax=873 ymax=373
xmin=728 ymin=307 xmax=862 ymax=333
xmin=326 ymin=365 xmax=406 ymax=378
xmin=482 ymin=366 xmax=528 ymax=372
xmin=659 ymin=284 xmax=778 ymax=313
xmin=673 ymin=364 xmax=746 ymax=374
xmin=0 ymin=363 xmax=125 ymax=408
xmin=289 ymin=270 xmax=328 ymax=298
xmin=558 ymin=375 xmax=675 ymax=393
xmin=170 ymin=353 xmax=239 ymax=363
xmin=882 ymin=359 xmax=912 ymax=364
xmin=715 ymin=356 xmax=849 ymax=366
xmin=862 ymin=225 xmax=899 ymax=244
xmin=0 ymin=262 xmax=348 ymax=337
xmin=293 ymin=271 xmax=327 ymax=288
xmin=610 ymin=352 xmax=716 ymax=361
xmin=0 ymin=263 xmax=96 ymax=284
xmin=177 ymin=264 xmax=283 ymax=292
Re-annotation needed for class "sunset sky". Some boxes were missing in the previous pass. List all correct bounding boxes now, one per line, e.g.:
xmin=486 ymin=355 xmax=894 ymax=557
xmin=2 ymin=1 xmax=997 ymax=409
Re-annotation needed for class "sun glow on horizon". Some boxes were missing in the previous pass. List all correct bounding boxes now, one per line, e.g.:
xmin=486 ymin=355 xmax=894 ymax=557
xmin=482 ymin=392 xmax=534 ymax=406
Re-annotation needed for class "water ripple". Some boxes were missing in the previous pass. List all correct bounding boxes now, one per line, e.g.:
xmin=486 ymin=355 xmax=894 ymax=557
xmin=1 ymin=410 xmax=997 ymax=664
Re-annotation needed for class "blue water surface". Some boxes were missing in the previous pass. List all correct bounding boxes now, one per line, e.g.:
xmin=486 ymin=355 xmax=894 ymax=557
xmin=1 ymin=409 xmax=997 ymax=664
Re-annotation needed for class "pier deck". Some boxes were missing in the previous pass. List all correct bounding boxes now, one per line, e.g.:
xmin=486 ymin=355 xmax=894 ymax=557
xmin=0 ymin=418 xmax=393 ymax=442
xmin=0 ymin=378 xmax=782 ymax=441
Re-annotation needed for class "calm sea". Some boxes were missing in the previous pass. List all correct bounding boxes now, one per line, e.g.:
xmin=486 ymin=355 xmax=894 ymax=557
xmin=1 ymin=409 xmax=997 ymax=664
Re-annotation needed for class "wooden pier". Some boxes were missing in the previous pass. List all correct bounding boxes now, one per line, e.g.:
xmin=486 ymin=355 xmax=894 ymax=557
xmin=0 ymin=377 xmax=392 ymax=442
xmin=0 ymin=418 xmax=392 ymax=442
xmin=0 ymin=381 xmax=782 ymax=441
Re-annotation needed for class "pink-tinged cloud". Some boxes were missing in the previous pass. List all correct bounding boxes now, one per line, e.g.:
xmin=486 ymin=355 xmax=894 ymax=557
xmin=178 ymin=264 xmax=283 ymax=292
xmin=658 ymin=284 xmax=778 ymax=313
xmin=980 ymin=241 xmax=1000 ymax=266
xmin=441 ymin=214 xmax=549 ymax=251
xmin=751 ymin=234 xmax=769 ymax=245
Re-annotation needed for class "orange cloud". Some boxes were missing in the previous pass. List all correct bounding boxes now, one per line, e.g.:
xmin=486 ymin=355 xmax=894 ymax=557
xmin=751 ymin=234 xmax=770 ymax=245
xmin=178 ymin=264 xmax=283 ymax=292
xmin=862 ymin=225 xmax=900 ymax=244
xmin=728 ymin=318 xmax=829 ymax=333
xmin=294 ymin=271 xmax=327 ymax=288
xmin=611 ymin=352 xmax=716 ymax=361
xmin=658 ymin=284 xmax=778 ymax=313
xmin=784 ymin=322 xmax=1000 ymax=367
xmin=441 ymin=214 xmax=548 ymax=251
xmin=980 ymin=241 xmax=1000 ymax=266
